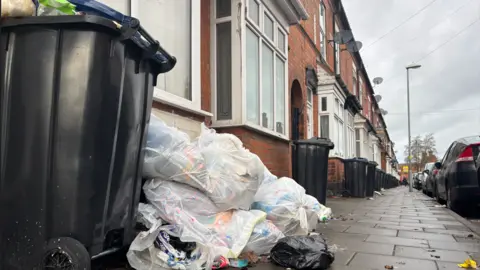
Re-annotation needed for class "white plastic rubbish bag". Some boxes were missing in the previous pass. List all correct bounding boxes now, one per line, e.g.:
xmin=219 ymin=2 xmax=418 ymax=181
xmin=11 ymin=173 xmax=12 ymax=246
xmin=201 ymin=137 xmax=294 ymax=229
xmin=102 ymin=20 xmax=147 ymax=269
xmin=243 ymin=220 xmax=285 ymax=255
xmin=196 ymin=125 xmax=265 ymax=210
xmin=1 ymin=0 xmax=35 ymax=17
xmin=143 ymin=179 xmax=266 ymax=260
xmin=304 ymin=195 xmax=332 ymax=222
xmin=143 ymin=115 xmax=210 ymax=192
xmin=252 ymin=177 xmax=318 ymax=236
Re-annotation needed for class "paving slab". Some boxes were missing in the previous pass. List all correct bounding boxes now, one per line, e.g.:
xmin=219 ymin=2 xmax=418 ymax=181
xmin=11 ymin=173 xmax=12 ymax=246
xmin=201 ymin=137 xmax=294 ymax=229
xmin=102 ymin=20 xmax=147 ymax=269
xmin=322 ymin=231 xmax=370 ymax=242
xmin=424 ymin=229 xmax=478 ymax=238
xmin=375 ymin=224 xmax=423 ymax=231
xmin=429 ymin=240 xmax=480 ymax=252
xmin=366 ymin=235 xmax=429 ymax=248
xmin=400 ymin=222 xmax=446 ymax=229
xmin=347 ymin=253 xmax=438 ymax=270
xmin=400 ymin=215 xmax=439 ymax=221
xmin=381 ymin=217 xmax=420 ymax=223
xmin=398 ymin=231 xmax=457 ymax=242
xmin=345 ymin=225 xmax=398 ymax=236
xmin=357 ymin=219 xmax=399 ymax=225
xmin=436 ymin=261 xmax=463 ymax=270
xmin=420 ymin=219 xmax=463 ymax=226
xmin=394 ymin=246 xmax=469 ymax=263
xmin=327 ymin=238 xmax=394 ymax=255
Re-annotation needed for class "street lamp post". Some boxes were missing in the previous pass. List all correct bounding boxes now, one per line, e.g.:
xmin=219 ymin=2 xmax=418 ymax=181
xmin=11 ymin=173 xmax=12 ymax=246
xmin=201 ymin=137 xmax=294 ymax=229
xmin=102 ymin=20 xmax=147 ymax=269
xmin=406 ymin=63 xmax=421 ymax=192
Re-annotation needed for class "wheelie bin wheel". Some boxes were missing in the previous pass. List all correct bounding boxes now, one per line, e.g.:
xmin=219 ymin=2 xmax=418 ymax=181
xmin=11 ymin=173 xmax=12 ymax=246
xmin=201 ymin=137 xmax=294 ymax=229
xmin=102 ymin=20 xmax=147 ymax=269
xmin=41 ymin=237 xmax=91 ymax=270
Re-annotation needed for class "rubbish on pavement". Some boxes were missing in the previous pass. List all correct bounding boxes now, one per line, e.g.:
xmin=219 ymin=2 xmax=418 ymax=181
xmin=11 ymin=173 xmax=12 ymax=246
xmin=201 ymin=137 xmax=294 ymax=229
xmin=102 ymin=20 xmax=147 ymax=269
xmin=458 ymin=258 xmax=477 ymax=269
xmin=243 ymin=220 xmax=285 ymax=255
xmin=434 ymin=205 xmax=446 ymax=208
xmin=212 ymin=256 xmax=229 ymax=269
xmin=468 ymin=234 xmax=474 ymax=238
xmin=229 ymin=258 xmax=249 ymax=268
xmin=143 ymin=179 xmax=266 ymax=260
xmin=270 ymin=235 xmax=335 ymax=270
xmin=143 ymin=115 xmax=264 ymax=211
xmin=252 ymin=177 xmax=324 ymax=235
xmin=1 ymin=0 xmax=36 ymax=17
xmin=374 ymin=191 xmax=383 ymax=196
xmin=384 ymin=265 xmax=394 ymax=269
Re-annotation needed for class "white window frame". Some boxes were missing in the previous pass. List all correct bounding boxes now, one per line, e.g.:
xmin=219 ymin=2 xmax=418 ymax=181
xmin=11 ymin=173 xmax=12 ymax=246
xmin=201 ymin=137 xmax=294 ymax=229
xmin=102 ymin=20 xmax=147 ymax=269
xmin=131 ymin=0 xmax=205 ymax=114
xmin=347 ymin=113 xmax=355 ymax=158
xmin=319 ymin=2 xmax=327 ymax=58
xmin=244 ymin=0 xmax=289 ymax=138
xmin=352 ymin=63 xmax=357 ymax=96
xmin=307 ymin=87 xmax=313 ymax=138
xmin=355 ymin=128 xmax=362 ymax=157
xmin=318 ymin=95 xmax=329 ymax=138
xmin=334 ymin=22 xmax=340 ymax=75
xmin=358 ymin=76 xmax=364 ymax=106
xmin=333 ymin=98 xmax=344 ymax=157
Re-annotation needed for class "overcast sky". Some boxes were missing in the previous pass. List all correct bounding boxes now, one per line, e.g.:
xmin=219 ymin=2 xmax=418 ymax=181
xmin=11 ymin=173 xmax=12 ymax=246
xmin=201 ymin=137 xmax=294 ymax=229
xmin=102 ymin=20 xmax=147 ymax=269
xmin=342 ymin=0 xmax=480 ymax=162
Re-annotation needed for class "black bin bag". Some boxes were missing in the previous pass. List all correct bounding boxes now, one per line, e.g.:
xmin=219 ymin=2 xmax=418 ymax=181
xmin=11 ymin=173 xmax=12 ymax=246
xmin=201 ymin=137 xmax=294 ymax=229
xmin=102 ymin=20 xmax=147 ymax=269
xmin=270 ymin=235 xmax=335 ymax=270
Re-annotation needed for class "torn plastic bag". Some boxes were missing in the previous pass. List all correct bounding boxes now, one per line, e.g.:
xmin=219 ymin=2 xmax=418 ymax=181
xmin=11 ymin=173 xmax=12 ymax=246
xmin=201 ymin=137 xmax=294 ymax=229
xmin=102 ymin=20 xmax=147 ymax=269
xmin=143 ymin=179 xmax=266 ymax=260
xmin=252 ymin=177 xmax=318 ymax=236
xmin=143 ymin=115 xmax=210 ymax=192
xmin=196 ymin=125 xmax=265 ymax=210
xmin=243 ymin=220 xmax=284 ymax=255
xmin=304 ymin=195 xmax=332 ymax=222
xmin=270 ymin=235 xmax=335 ymax=270
xmin=1 ymin=0 xmax=35 ymax=17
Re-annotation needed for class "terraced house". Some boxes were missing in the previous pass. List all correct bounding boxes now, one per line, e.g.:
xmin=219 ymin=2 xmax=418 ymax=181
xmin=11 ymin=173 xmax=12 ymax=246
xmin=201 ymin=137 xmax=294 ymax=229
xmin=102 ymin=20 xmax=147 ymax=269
xmin=100 ymin=0 xmax=399 ymax=186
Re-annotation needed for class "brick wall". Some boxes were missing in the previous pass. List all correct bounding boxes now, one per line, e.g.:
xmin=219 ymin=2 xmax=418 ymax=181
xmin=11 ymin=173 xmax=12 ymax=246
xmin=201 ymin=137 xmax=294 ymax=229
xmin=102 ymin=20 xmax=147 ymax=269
xmin=327 ymin=157 xmax=345 ymax=195
xmin=215 ymin=127 xmax=291 ymax=178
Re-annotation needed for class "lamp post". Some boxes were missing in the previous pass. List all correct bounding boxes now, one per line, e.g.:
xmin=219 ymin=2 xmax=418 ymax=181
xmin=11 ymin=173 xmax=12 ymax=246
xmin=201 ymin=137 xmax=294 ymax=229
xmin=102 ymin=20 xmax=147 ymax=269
xmin=406 ymin=63 xmax=421 ymax=192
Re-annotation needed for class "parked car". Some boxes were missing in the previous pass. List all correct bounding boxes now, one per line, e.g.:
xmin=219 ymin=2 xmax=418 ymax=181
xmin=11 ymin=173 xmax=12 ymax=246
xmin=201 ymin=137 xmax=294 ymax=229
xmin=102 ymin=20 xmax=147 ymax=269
xmin=413 ymin=172 xmax=423 ymax=190
xmin=435 ymin=135 xmax=480 ymax=215
xmin=422 ymin=162 xmax=436 ymax=197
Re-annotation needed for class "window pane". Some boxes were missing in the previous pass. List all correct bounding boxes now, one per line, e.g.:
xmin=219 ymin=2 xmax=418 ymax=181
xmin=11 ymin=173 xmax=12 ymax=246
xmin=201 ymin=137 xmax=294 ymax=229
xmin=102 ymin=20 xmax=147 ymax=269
xmin=216 ymin=0 xmax=231 ymax=18
xmin=246 ymin=28 xmax=259 ymax=124
xmin=321 ymin=97 xmax=327 ymax=111
xmin=356 ymin=141 xmax=361 ymax=157
xmin=307 ymin=87 xmax=312 ymax=103
xmin=320 ymin=3 xmax=326 ymax=30
xmin=262 ymin=43 xmax=274 ymax=130
xmin=307 ymin=106 xmax=313 ymax=138
xmin=320 ymin=115 xmax=329 ymax=138
xmin=216 ymin=22 xmax=232 ymax=120
xmin=278 ymin=29 xmax=285 ymax=53
xmin=276 ymin=57 xmax=285 ymax=134
xmin=140 ymin=0 xmax=191 ymax=99
xmin=248 ymin=0 xmax=259 ymax=25
xmin=264 ymin=14 xmax=274 ymax=40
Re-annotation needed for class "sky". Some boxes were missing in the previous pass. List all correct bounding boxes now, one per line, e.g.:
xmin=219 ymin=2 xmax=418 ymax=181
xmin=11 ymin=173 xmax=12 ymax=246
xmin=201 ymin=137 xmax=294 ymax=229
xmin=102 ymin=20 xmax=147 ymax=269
xmin=342 ymin=0 xmax=480 ymax=162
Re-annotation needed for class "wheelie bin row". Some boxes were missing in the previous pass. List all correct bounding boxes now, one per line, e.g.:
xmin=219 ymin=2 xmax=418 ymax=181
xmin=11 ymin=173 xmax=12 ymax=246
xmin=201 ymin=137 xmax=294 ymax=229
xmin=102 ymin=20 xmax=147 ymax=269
xmin=344 ymin=158 xmax=399 ymax=198
xmin=0 ymin=5 xmax=176 ymax=269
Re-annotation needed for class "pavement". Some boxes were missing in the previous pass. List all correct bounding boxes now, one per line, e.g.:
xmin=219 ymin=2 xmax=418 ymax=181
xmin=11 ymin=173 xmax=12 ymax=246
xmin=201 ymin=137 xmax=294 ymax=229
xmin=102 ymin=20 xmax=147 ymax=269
xmin=253 ymin=186 xmax=480 ymax=270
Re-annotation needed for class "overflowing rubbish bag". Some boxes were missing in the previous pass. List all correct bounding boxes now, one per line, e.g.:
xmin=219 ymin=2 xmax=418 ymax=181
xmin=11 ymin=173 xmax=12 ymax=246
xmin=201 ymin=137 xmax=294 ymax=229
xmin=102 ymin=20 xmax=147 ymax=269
xmin=128 ymin=114 xmax=333 ymax=269
xmin=142 ymin=179 xmax=266 ymax=261
xmin=243 ymin=220 xmax=285 ymax=255
xmin=252 ymin=177 xmax=327 ymax=236
xmin=143 ymin=115 xmax=264 ymax=211
xmin=270 ymin=235 xmax=335 ymax=270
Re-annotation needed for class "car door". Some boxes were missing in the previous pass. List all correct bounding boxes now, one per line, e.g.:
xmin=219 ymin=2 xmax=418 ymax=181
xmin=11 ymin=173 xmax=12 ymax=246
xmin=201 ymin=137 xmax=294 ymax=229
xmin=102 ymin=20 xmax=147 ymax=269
xmin=437 ymin=143 xmax=455 ymax=199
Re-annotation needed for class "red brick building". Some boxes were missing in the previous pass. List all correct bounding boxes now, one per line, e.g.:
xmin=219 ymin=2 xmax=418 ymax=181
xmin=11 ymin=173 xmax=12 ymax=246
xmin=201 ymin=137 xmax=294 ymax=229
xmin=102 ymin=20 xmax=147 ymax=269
xmin=102 ymin=0 xmax=399 ymax=186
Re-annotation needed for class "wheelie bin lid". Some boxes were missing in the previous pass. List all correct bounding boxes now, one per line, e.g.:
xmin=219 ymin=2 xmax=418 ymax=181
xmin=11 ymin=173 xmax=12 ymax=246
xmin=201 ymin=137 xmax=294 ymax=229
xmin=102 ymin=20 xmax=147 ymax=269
xmin=368 ymin=161 xmax=378 ymax=166
xmin=344 ymin=157 xmax=368 ymax=163
xmin=0 ymin=15 xmax=176 ymax=76
xmin=295 ymin=137 xmax=334 ymax=149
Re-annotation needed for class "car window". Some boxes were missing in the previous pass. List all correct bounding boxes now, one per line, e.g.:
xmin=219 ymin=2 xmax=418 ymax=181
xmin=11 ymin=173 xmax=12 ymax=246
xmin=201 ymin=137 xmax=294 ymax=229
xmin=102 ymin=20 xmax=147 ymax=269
xmin=441 ymin=143 xmax=455 ymax=164
xmin=448 ymin=143 xmax=466 ymax=163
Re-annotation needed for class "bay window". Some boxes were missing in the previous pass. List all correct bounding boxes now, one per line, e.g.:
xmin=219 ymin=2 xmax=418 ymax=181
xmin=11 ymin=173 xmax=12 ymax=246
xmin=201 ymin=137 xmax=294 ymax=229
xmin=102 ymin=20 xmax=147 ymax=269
xmin=347 ymin=113 xmax=355 ymax=157
xmin=135 ymin=0 xmax=201 ymax=109
xmin=334 ymin=98 xmax=344 ymax=156
xmin=355 ymin=128 xmax=361 ymax=157
xmin=307 ymin=87 xmax=313 ymax=138
xmin=246 ymin=1 xmax=287 ymax=134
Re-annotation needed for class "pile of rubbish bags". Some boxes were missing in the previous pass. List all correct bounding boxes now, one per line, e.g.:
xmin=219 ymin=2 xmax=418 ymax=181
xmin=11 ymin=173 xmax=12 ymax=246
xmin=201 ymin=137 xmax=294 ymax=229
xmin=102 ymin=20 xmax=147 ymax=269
xmin=127 ymin=114 xmax=333 ymax=270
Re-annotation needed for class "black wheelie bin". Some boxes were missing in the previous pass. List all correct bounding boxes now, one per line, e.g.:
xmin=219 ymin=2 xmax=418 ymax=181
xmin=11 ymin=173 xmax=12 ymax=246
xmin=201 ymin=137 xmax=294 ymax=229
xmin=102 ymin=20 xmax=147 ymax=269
xmin=366 ymin=161 xmax=378 ymax=197
xmin=0 ymin=15 xmax=175 ymax=269
xmin=344 ymin=158 xmax=368 ymax=198
xmin=292 ymin=137 xmax=334 ymax=205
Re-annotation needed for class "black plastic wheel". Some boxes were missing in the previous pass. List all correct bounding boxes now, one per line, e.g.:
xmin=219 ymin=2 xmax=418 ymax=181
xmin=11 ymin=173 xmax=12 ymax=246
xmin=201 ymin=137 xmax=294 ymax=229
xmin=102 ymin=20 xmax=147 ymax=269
xmin=42 ymin=237 xmax=91 ymax=270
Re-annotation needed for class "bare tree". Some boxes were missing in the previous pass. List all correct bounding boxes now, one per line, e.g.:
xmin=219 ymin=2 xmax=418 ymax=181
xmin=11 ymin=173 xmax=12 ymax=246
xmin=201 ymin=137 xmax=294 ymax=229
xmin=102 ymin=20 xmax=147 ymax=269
xmin=404 ymin=134 xmax=438 ymax=171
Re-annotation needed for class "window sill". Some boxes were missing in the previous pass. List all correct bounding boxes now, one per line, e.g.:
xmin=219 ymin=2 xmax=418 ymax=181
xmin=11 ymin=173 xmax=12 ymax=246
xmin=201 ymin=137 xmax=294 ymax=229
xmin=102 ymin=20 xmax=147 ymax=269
xmin=153 ymin=89 xmax=212 ymax=118
xmin=244 ymin=122 xmax=290 ymax=142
